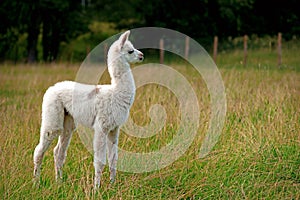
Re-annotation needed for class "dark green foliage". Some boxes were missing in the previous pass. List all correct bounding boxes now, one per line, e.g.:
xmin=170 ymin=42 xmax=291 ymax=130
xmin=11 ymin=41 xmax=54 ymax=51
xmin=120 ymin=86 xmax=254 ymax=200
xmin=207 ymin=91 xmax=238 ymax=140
xmin=0 ymin=0 xmax=299 ymax=62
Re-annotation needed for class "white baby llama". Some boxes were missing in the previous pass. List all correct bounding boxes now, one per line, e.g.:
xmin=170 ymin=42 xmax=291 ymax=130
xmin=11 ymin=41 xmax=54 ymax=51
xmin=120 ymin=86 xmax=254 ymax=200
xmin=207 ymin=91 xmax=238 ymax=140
xmin=33 ymin=31 xmax=143 ymax=188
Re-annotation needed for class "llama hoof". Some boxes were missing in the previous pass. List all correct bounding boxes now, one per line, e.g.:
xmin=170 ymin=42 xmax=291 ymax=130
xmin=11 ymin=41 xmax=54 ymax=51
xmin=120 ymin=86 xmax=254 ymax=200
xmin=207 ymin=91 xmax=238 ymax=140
xmin=56 ymin=177 xmax=63 ymax=184
xmin=109 ymin=168 xmax=116 ymax=184
xmin=110 ymin=178 xmax=115 ymax=184
xmin=32 ymin=178 xmax=40 ymax=188
xmin=94 ymin=176 xmax=101 ymax=190
xmin=55 ymin=169 xmax=63 ymax=184
xmin=94 ymin=183 xmax=101 ymax=190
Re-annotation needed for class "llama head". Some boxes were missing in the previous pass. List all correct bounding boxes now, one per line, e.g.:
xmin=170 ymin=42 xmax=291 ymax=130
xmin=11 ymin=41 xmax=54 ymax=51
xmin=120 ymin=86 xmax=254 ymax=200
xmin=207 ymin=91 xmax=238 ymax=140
xmin=107 ymin=31 xmax=143 ymax=80
xmin=118 ymin=30 xmax=144 ymax=64
xmin=108 ymin=31 xmax=144 ymax=65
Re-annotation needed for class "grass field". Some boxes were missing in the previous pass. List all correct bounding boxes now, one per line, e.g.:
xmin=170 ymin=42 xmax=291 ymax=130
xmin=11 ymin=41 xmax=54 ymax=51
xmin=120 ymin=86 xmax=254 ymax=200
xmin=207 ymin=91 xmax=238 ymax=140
xmin=0 ymin=49 xmax=299 ymax=199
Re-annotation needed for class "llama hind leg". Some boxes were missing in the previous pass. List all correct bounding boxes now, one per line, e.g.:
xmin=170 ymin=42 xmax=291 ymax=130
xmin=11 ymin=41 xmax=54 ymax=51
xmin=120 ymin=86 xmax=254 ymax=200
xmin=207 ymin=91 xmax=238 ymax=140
xmin=33 ymin=129 xmax=61 ymax=184
xmin=53 ymin=134 xmax=72 ymax=181
xmin=107 ymin=127 xmax=119 ymax=183
xmin=53 ymin=115 xmax=75 ymax=181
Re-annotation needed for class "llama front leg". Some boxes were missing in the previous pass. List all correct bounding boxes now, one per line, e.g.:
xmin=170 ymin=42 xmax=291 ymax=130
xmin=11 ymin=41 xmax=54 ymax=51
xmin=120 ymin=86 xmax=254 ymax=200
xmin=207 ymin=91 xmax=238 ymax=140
xmin=93 ymin=128 xmax=107 ymax=189
xmin=107 ymin=127 xmax=119 ymax=183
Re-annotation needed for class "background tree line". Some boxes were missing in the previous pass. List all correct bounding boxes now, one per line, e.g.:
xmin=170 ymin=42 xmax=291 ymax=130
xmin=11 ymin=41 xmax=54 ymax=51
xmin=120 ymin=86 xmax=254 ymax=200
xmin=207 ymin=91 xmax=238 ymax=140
xmin=0 ymin=0 xmax=299 ymax=63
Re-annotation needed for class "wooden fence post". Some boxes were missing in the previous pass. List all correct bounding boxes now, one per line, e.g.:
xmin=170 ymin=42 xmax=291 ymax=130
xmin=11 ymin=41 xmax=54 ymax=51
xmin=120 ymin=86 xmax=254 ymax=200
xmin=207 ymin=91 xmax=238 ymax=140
xmin=160 ymin=38 xmax=164 ymax=64
xmin=185 ymin=36 xmax=190 ymax=60
xmin=277 ymin=32 xmax=282 ymax=66
xmin=243 ymin=35 xmax=248 ymax=67
xmin=213 ymin=36 xmax=218 ymax=63
xmin=104 ymin=43 xmax=108 ymax=63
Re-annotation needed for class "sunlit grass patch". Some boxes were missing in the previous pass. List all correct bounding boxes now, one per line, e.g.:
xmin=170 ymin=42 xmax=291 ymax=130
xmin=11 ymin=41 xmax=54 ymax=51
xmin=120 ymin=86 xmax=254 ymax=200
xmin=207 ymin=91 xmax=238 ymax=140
xmin=0 ymin=62 xmax=299 ymax=199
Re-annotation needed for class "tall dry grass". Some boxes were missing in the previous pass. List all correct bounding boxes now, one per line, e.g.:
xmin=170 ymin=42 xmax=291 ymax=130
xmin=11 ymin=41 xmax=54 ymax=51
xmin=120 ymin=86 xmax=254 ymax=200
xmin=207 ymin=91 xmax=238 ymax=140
xmin=0 ymin=62 xmax=299 ymax=199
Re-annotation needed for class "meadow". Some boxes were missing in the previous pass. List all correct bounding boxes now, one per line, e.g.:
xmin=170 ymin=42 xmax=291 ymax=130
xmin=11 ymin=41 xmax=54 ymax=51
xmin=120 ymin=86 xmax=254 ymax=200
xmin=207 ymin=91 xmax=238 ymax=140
xmin=0 ymin=47 xmax=299 ymax=199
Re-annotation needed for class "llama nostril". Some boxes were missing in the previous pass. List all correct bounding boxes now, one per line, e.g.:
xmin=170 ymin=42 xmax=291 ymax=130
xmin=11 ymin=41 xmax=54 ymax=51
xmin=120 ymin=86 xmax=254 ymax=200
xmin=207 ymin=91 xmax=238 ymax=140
xmin=138 ymin=52 xmax=144 ymax=61
xmin=139 ymin=55 xmax=144 ymax=61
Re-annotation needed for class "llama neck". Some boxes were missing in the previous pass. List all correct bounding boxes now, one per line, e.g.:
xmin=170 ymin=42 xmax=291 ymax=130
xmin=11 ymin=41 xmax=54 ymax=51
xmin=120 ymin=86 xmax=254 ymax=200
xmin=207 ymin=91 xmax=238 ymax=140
xmin=108 ymin=58 xmax=135 ymax=92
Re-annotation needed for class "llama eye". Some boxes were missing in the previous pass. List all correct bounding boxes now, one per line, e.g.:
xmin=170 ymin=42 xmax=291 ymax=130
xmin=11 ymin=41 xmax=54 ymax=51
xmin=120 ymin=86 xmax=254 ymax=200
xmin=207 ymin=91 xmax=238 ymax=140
xmin=128 ymin=50 xmax=134 ymax=54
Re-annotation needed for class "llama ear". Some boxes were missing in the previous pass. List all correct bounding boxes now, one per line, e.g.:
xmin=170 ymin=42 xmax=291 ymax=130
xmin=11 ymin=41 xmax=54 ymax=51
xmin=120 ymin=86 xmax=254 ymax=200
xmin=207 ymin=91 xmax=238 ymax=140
xmin=119 ymin=30 xmax=130 ymax=49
